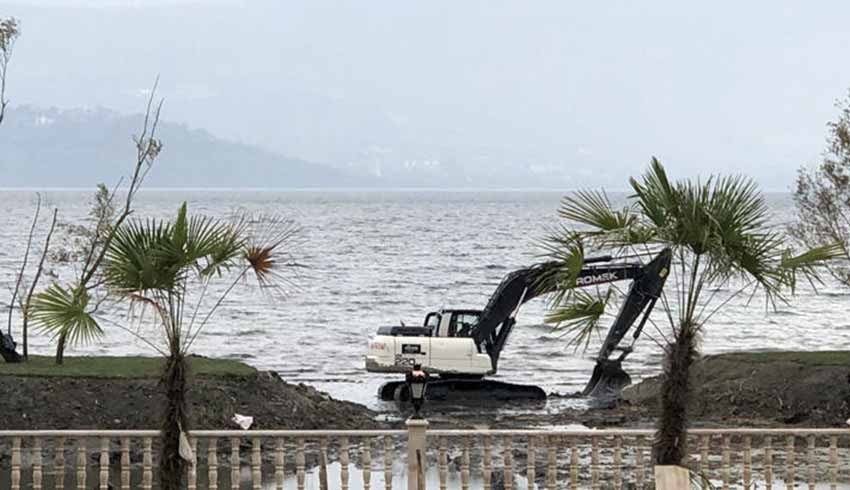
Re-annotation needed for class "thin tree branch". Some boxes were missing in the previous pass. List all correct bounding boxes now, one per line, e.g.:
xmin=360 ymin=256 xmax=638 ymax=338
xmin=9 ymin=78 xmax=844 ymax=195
xmin=21 ymin=207 xmax=58 ymax=359
xmin=9 ymin=193 xmax=41 ymax=336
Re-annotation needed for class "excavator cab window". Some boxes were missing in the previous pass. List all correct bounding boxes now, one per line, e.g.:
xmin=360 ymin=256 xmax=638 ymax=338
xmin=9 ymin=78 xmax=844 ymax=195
xmin=450 ymin=312 xmax=480 ymax=337
xmin=425 ymin=312 xmax=442 ymax=336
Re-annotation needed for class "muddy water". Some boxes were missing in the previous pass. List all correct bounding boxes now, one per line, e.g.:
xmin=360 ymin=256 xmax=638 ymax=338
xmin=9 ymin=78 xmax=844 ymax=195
xmin=1 ymin=190 xmax=848 ymax=421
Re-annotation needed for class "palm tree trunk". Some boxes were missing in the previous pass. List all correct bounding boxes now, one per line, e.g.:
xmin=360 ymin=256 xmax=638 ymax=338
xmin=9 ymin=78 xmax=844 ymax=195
xmin=160 ymin=348 xmax=189 ymax=490
xmin=653 ymin=322 xmax=698 ymax=466
xmin=55 ymin=332 xmax=66 ymax=365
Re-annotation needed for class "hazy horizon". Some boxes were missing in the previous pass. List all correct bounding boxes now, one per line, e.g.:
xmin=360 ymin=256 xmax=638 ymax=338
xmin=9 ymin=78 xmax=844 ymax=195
xmin=3 ymin=1 xmax=850 ymax=190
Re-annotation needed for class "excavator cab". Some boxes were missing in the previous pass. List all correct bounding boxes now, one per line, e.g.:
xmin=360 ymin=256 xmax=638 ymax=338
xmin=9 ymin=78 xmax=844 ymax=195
xmin=427 ymin=310 xmax=481 ymax=338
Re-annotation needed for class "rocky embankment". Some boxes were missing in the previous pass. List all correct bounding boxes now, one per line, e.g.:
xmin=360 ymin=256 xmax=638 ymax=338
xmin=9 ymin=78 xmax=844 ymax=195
xmin=0 ymin=367 xmax=379 ymax=431
xmin=616 ymin=351 xmax=850 ymax=427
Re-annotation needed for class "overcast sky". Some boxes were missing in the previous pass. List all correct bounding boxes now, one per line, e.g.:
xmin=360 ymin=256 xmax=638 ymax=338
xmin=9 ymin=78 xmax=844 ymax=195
xmin=3 ymin=1 xmax=850 ymax=189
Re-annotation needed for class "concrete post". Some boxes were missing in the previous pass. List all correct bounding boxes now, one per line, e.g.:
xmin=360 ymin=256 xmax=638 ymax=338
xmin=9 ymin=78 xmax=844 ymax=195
xmin=407 ymin=417 xmax=429 ymax=490
xmin=655 ymin=465 xmax=690 ymax=490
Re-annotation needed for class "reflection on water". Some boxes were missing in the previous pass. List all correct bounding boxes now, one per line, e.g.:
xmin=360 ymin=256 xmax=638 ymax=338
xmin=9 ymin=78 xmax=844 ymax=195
xmin=0 ymin=462 xmax=530 ymax=489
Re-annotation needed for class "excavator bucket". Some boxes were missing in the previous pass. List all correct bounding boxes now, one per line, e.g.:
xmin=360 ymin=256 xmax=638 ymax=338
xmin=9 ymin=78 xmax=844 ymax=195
xmin=582 ymin=358 xmax=631 ymax=398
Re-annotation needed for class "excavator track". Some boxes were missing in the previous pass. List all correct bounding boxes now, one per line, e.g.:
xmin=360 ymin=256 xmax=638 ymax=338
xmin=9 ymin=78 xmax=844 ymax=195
xmin=378 ymin=378 xmax=546 ymax=402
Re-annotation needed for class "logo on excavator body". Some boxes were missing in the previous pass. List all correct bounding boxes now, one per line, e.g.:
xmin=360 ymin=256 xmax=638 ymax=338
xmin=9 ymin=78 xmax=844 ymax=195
xmin=576 ymin=271 xmax=618 ymax=286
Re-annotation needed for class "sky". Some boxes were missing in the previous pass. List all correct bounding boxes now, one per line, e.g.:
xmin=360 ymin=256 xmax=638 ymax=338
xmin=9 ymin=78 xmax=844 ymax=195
xmin=3 ymin=1 xmax=850 ymax=189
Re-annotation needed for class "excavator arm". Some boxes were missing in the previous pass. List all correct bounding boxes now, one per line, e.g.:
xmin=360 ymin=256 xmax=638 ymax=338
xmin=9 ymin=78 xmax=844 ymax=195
xmin=463 ymin=248 xmax=672 ymax=396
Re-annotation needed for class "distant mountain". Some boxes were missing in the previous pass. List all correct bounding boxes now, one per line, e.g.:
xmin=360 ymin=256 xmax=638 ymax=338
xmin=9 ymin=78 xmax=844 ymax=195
xmin=0 ymin=106 xmax=377 ymax=188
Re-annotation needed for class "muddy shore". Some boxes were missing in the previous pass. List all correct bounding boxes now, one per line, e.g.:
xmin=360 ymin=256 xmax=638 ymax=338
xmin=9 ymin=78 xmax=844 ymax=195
xmin=2 ymin=351 xmax=848 ymax=432
xmin=0 ymin=365 xmax=379 ymax=431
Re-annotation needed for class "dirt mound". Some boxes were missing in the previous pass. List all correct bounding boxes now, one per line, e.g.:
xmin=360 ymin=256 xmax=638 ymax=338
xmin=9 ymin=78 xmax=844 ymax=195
xmin=0 ymin=370 xmax=380 ymax=430
xmin=623 ymin=351 xmax=850 ymax=427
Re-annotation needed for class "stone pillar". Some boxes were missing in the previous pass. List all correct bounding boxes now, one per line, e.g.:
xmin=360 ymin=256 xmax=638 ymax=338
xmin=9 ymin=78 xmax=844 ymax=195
xmin=655 ymin=465 xmax=691 ymax=490
xmin=407 ymin=418 xmax=429 ymax=490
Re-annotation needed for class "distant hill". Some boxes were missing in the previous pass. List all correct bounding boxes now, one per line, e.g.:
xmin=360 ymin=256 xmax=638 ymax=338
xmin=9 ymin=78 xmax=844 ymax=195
xmin=0 ymin=106 xmax=376 ymax=188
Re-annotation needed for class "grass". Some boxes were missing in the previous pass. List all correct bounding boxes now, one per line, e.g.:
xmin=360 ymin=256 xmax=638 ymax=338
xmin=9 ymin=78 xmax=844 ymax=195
xmin=711 ymin=350 xmax=850 ymax=367
xmin=0 ymin=355 xmax=257 ymax=379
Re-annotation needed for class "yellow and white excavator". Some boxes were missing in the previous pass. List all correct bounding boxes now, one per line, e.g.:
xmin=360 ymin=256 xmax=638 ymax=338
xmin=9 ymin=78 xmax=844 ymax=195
xmin=365 ymin=249 xmax=672 ymax=401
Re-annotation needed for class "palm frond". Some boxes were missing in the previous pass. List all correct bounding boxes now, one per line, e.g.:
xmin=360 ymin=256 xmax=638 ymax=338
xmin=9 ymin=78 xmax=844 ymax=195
xmin=778 ymin=242 xmax=846 ymax=293
xmin=103 ymin=217 xmax=180 ymax=294
xmin=546 ymin=288 xmax=614 ymax=351
xmin=187 ymin=214 xmax=244 ymax=277
xmin=242 ymin=214 xmax=302 ymax=293
xmin=559 ymin=190 xmax=635 ymax=232
xmin=630 ymin=157 xmax=677 ymax=228
xmin=535 ymin=232 xmax=585 ymax=295
xmin=30 ymin=283 xmax=103 ymax=346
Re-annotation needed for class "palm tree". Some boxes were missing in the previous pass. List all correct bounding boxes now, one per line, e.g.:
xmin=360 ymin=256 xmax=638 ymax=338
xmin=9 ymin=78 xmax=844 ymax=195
xmin=38 ymin=202 xmax=297 ymax=489
xmin=538 ymin=159 xmax=839 ymax=468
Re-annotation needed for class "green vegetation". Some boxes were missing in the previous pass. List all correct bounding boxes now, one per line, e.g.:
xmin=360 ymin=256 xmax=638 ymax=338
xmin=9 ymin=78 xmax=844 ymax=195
xmin=0 ymin=355 xmax=255 ymax=379
xmin=87 ymin=202 xmax=295 ymax=490
xmin=709 ymin=350 xmax=850 ymax=367
xmin=793 ymin=88 xmax=850 ymax=287
xmin=539 ymin=159 xmax=840 ymax=468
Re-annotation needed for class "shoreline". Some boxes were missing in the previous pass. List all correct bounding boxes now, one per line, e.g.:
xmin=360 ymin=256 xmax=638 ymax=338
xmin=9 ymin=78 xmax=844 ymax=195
xmin=2 ymin=351 xmax=848 ymax=432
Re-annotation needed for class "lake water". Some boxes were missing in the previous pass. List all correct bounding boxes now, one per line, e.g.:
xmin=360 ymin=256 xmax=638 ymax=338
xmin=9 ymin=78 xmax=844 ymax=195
xmin=1 ymin=189 xmax=848 ymax=418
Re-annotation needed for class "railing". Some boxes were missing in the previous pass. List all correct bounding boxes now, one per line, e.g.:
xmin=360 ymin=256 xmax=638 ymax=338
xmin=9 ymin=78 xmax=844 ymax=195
xmin=3 ymin=426 xmax=850 ymax=489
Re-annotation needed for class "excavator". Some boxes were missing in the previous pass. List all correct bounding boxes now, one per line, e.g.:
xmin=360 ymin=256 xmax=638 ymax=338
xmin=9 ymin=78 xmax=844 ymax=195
xmin=365 ymin=248 xmax=672 ymax=401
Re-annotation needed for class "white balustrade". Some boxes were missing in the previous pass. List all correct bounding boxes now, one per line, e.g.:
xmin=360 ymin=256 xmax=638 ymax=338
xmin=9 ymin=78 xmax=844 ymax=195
xmin=1 ymin=427 xmax=850 ymax=488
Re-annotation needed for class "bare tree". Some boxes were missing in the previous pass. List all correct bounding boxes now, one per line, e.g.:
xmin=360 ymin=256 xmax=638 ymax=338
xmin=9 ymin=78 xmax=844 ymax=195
xmin=0 ymin=17 xmax=20 ymax=126
xmin=792 ymin=89 xmax=850 ymax=285
xmin=31 ymin=81 xmax=164 ymax=364
xmin=21 ymin=208 xmax=58 ymax=360
xmin=8 ymin=194 xmax=42 ymax=336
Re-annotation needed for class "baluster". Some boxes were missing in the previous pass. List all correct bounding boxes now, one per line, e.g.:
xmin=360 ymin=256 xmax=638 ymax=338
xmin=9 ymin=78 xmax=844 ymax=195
xmin=188 ymin=437 xmax=198 ymax=490
xmin=77 ymin=439 xmax=88 ymax=490
xmin=699 ymin=435 xmax=709 ymax=480
xmin=296 ymin=437 xmax=306 ymax=490
xmin=462 ymin=436 xmax=471 ymax=490
xmin=483 ymin=435 xmax=493 ymax=490
xmin=231 ymin=437 xmax=241 ymax=490
xmin=275 ymin=438 xmax=285 ymax=490
xmin=764 ymin=436 xmax=773 ymax=490
xmin=613 ymin=435 xmax=623 ymax=490
xmin=252 ymin=437 xmax=262 ymax=490
xmin=527 ymin=436 xmax=536 ymax=490
xmin=591 ymin=436 xmax=600 ymax=490
xmin=546 ymin=436 xmax=557 ymax=490
xmin=786 ymin=435 xmax=796 ymax=490
xmin=743 ymin=435 xmax=752 ymax=489
xmin=33 ymin=437 xmax=43 ymax=490
xmin=209 ymin=438 xmax=219 ymax=490
xmin=438 ymin=437 xmax=448 ymax=490
xmin=341 ymin=436 xmax=350 ymax=490
xmin=319 ymin=437 xmax=329 ymax=490
xmin=100 ymin=437 xmax=110 ymax=490
xmin=142 ymin=437 xmax=152 ymax=490
xmin=362 ymin=438 xmax=373 ymax=490
xmin=635 ymin=436 xmax=645 ymax=490
xmin=11 ymin=437 xmax=21 ymax=490
xmin=721 ymin=435 xmax=731 ymax=490
xmin=829 ymin=436 xmax=838 ymax=490
xmin=570 ymin=439 xmax=578 ymax=490
xmin=504 ymin=435 xmax=514 ymax=490
xmin=808 ymin=435 xmax=816 ymax=490
xmin=383 ymin=436 xmax=392 ymax=490
xmin=55 ymin=437 xmax=66 ymax=490
xmin=121 ymin=437 xmax=131 ymax=490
